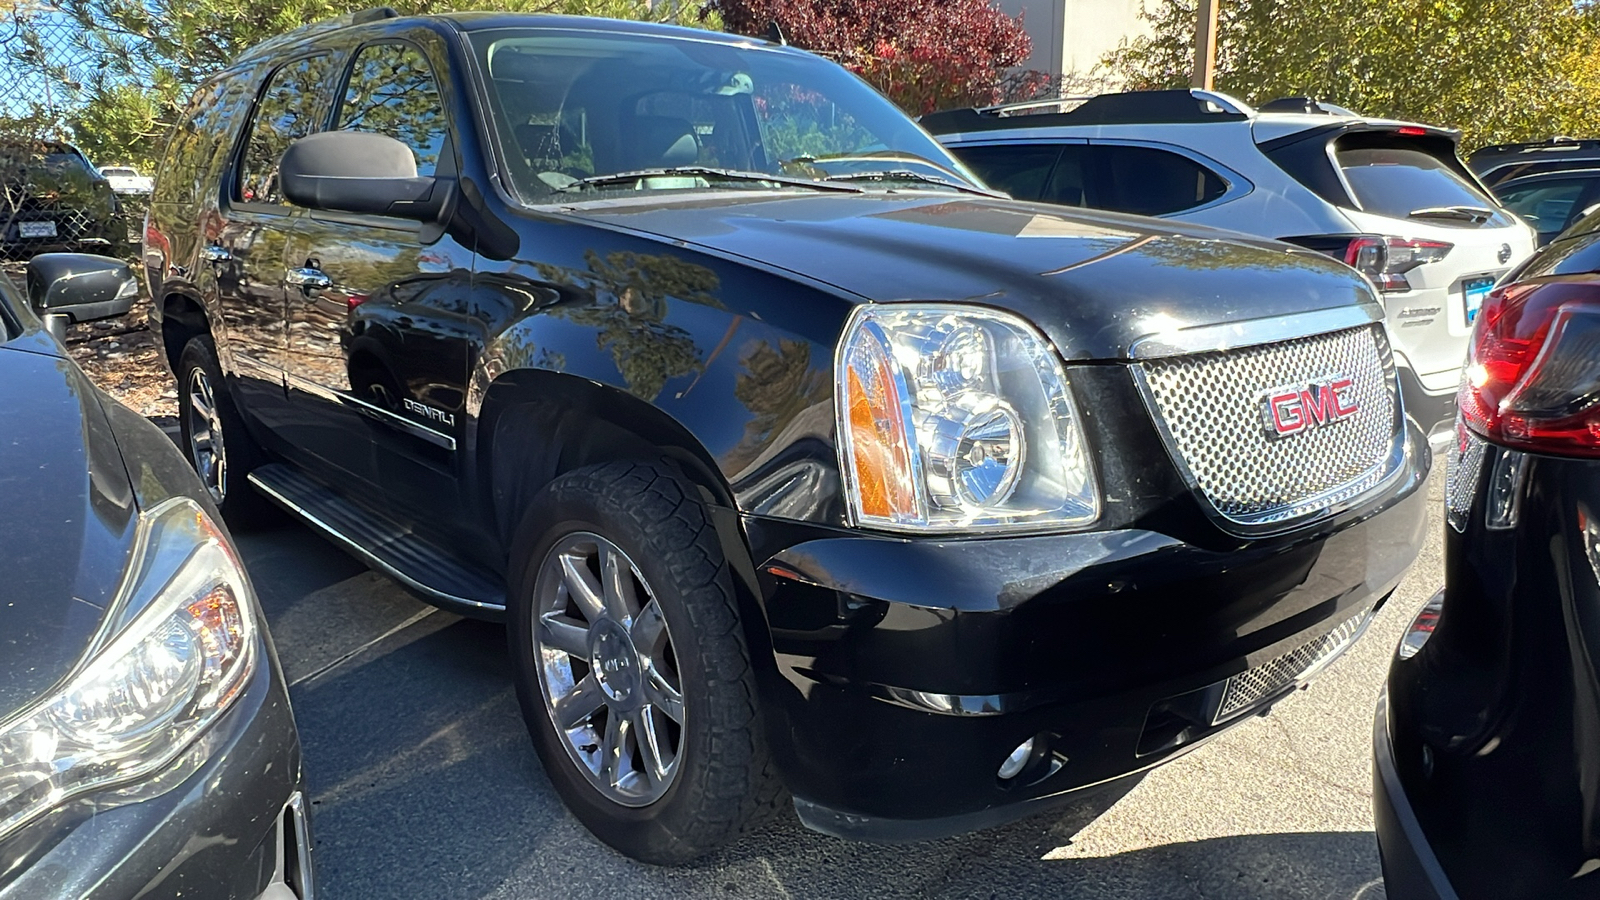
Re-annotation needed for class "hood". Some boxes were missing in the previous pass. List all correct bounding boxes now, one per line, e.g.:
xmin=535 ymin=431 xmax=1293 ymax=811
xmin=568 ymin=192 xmax=1379 ymax=360
xmin=0 ymin=342 xmax=137 ymax=716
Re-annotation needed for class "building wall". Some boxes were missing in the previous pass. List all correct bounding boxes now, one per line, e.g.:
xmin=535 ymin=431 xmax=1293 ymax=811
xmin=997 ymin=0 xmax=1152 ymax=79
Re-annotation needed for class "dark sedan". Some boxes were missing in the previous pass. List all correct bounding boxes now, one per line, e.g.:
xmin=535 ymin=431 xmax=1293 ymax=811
xmin=1376 ymin=206 xmax=1600 ymax=898
xmin=0 ymin=255 xmax=310 ymax=898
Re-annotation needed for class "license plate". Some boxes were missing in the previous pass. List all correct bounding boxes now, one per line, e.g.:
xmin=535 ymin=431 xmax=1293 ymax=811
xmin=1464 ymin=277 xmax=1494 ymax=323
xmin=18 ymin=221 xmax=56 ymax=239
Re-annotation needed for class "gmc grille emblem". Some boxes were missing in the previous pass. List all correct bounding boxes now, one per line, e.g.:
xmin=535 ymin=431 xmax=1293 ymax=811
xmin=1262 ymin=376 xmax=1360 ymax=438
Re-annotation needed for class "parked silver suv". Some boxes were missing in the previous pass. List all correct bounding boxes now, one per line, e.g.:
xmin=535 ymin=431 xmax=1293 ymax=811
xmin=926 ymin=90 xmax=1537 ymax=437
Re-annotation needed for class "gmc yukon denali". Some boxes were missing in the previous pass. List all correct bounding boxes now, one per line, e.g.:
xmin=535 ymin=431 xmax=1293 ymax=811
xmin=142 ymin=10 xmax=1429 ymax=863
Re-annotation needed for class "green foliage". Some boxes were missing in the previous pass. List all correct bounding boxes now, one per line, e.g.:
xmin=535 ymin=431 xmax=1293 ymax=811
xmin=20 ymin=0 xmax=713 ymax=169
xmin=1105 ymin=0 xmax=1600 ymax=150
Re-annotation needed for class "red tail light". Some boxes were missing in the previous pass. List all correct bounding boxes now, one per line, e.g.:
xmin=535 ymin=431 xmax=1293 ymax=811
xmin=1343 ymin=236 xmax=1453 ymax=291
xmin=1460 ymin=277 xmax=1600 ymax=457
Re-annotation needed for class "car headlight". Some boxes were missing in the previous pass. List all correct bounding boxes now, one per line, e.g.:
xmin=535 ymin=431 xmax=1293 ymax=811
xmin=0 ymin=497 xmax=257 ymax=840
xmin=836 ymin=304 xmax=1098 ymax=532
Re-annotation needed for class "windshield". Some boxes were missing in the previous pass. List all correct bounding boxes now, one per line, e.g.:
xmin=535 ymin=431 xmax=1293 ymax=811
xmin=1337 ymin=146 xmax=1505 ymax=223
xmin=468 ymin=28 xmax=979 ymax=200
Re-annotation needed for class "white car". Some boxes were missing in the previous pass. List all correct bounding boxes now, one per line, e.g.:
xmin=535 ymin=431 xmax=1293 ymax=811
xmin=99 ymin=165 xmax=153 ymax=194
xmin=926 ymin=90 xmax=1537 ymax=437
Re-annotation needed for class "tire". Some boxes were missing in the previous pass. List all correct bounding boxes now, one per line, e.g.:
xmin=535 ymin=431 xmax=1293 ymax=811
xmin=508 ymin=460 xmax=781 ymax=864
xmin=176 ymin=335 xmax=276 ymax=528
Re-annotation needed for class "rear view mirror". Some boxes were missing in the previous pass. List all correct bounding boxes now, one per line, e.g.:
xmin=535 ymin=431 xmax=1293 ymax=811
xmin=25 ymin=253 xmax=138 ymax=342
xmin=280 ymin=131 xmax=452 ymax=221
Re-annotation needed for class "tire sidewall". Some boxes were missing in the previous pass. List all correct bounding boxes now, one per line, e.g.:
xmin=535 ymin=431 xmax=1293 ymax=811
xmin=176 ymin=335 xmax=268 ymax=525
xmin=508 ymin=466 xmax=750 ymax=863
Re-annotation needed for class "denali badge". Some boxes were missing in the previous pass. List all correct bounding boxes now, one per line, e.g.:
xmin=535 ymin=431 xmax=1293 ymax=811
xmin=1262 ymin=377 xmax=1359 ymax=438
xmin=403 ymin=397 xmax=456 ymax=427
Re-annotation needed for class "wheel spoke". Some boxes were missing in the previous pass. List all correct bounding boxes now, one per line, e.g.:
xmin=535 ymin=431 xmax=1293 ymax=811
xmin=630 ymin=599 xmax=666 ymax=650
xmin=538 ymin=613 xmax=591 ymax=658
xmin=559 ymin=551 xmax=606 ymax=620
xmin=190 ymin=389 xmax=212 ymax=423
xmin=633 ymin=707 xmax=670 ymax=784
xmin=601 ymin=546 xmax=639 ymax=624
xmin=644 ymin=667 xmax=684 ymax=724
xmin=599 ymin=710 xmax=631 ymax=788
xmin=553 ymin=674 xmax=605 ymax=729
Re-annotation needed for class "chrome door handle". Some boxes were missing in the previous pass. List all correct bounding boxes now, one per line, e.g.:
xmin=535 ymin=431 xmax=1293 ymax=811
xmin=202 ymin=245 xmax=232 ymax=263
xmin=286 ymin=267 xmax=333 ymax=290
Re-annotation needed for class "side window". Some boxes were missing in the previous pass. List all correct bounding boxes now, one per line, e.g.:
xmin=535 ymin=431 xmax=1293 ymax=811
xmin=951 ymin=144 xmax=1063 ymax=202
xmin=1088 ymin=145 xmax=1228 ymax=216
xmin=237 ymin=55 xmax=335 ymax=205
xmin=337 ymin=43 xmax=448 ymax=176
xmin=1041 ymin=145 xmax=1091 ymax=207
xmin=1497 ymin=179 xmax=1592 ymax=242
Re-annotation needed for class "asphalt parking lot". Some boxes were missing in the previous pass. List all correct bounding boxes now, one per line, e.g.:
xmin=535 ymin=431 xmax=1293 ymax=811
xmin=241 ymin=470 xmax=1443 ymax=900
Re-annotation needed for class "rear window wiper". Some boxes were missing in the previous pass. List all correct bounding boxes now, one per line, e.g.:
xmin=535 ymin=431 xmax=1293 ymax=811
xmin=551 ymin=167 xmax=865 ymax=194
xmin=821 ymin=169 xmax=1004 ymax=197
xmin=1407 ymin=205 xmax=1495 ymax=223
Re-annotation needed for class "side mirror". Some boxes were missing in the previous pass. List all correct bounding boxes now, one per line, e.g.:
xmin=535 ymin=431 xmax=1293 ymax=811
xmin=280 ymin=131 xmax=452 ymax=221
xmin=25 ymin=253 xmax=138 ymax=343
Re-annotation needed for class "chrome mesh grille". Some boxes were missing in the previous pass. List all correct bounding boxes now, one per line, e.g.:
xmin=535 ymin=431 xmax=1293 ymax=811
xmin=1137 ymin=325 xmax=1402 ymax=528
xmin=1214 ymin=608 xmax=1370 ymax=723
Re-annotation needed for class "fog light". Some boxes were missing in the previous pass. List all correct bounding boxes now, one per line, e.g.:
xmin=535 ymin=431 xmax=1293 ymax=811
xmin=998 ymin=737 xmax=1035 ymax=780
xmin=1398 ymin=589 xmax=1445 ymax=660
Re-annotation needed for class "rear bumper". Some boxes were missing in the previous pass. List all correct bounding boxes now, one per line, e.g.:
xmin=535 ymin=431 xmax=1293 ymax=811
xmin=1373 ymin=693 xmax=1461 ymax=900
xmin=0 ymin=646 xmax=307 ymax=900
xmin=1397 ymin=362 xmax=1457 ymax=440
xmin=747 ymin=428 xmax=1430 ymax=836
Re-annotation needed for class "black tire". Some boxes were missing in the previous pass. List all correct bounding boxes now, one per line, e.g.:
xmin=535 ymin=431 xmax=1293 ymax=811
xmin=508 ymin=460 xmax=781 ymax=864
xmin=176 ymin=335 xmax=276 ymax=528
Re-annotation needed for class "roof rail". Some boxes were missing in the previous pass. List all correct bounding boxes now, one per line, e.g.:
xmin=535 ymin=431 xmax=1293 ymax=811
xmin=236 ymin=7 xmax=399 ymax=63
xmin=921 ymin=89 xmax=1252 ymax=135
xmin=975 ymin=96 xmax=1094 ymax=116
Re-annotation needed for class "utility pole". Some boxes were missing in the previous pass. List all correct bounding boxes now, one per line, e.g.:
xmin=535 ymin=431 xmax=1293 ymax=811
xmin=1191 ymin=0 xmax=1219 ymax=89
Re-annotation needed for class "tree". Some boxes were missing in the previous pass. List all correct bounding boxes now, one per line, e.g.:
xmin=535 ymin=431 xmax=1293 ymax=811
xmin=707 ymin=0 xmax=1033 ymax=114
xmin=1105 ymin=0 xmax=1600 ymax=150
xmin=19 ymin=0 xmax=712 ymax=169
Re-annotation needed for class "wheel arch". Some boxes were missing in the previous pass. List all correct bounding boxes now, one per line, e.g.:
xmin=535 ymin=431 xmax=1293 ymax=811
xmin=157 ymin=286 xmax=211 ymax=375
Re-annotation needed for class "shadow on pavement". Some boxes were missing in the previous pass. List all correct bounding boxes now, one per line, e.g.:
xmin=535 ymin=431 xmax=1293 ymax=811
xmin=286 ymin=611 xmax=1388 ymax=900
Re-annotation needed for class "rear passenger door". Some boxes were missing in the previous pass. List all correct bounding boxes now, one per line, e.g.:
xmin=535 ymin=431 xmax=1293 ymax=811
xmin=213 ymin=53 xmax=338 ymax=432
xmin=279 ymin=32 xmax=477 ymax=510
xmin=942 ymin=142 xmax=1071 ymax=202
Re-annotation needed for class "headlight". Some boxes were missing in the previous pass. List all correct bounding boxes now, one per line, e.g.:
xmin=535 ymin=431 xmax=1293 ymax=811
xmin=836 ymin=304 xmax=1098 ymax=532
xmin=0 ymin=497 xmax=257 ymax=840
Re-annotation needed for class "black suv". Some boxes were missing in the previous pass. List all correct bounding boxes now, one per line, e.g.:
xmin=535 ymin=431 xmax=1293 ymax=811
xmin=145 ymin=10 xmax=1429 ymax=863
xmin=0 ymin=140 xmax=125 ymax=257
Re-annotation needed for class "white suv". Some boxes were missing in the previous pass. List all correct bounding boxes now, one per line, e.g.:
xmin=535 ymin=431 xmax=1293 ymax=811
xmin=926 ymin=90 xmax=1536 ymax=437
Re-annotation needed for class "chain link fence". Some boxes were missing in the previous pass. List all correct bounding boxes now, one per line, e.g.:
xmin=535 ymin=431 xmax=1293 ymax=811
xmin=1 ymin=6 xmax=143 ymax=266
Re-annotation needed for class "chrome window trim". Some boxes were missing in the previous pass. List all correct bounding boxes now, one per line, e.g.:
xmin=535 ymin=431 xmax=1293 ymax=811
xmin=1129 ymin=304 xmax=1385 ymax=359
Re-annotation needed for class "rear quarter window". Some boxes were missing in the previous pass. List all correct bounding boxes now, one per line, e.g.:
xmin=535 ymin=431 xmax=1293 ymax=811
xmin=1087 ymin=144 xmax=1227 ymax=216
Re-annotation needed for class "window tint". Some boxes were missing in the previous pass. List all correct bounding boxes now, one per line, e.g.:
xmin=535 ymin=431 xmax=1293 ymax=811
xmin=1042 ymin=145 xmax=1091 ymax=207
xmin=157 ymin=77 xmax=249 ymax=205
xmin=1497 ymin=179 xmax=1593 ymax=241
xmin=1086 ymin=145 xmax=1227 ymax=216
xmin=337 ymin=43 xmax=449 ymax=176
xmin=952 ymin=144 xmax=1062 ymax=201
xmin=237 ymin=55 xmax=335 ymax=205
xmin=1337 ymin=146 xmax=1496 ymax=220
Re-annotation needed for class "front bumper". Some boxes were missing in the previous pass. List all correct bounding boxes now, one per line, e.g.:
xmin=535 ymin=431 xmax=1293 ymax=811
xmin=1397 ymin=363 xmax=1457 ymax=442
xmin=0 ymin=644 xmax=307 ymax=900
xmin=1373 ymin=693 xmax=1460 ymax=900
xmin=747 ymin=433 xmax=1429 ymax=840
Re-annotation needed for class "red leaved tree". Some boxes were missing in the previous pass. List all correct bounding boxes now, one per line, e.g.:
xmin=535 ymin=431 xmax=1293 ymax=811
xmin=707 ymin=0 xmax=1033 ymax=114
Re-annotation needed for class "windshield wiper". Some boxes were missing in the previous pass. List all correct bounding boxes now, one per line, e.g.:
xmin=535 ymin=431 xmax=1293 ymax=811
xmin=552 ymin=167 xmax=864 ymax=194
xmin=1407 ymin=205 xmax=1495 ymax=223
xmin=821 ymin=169 xmax=1004 ymax=197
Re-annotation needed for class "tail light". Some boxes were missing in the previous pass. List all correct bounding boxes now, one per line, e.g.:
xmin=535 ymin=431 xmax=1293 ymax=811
xmin=1460 ymin=277 xmax=1600 ymax=457
xmin=1343 ymin=236 xmax=1453 ymax=291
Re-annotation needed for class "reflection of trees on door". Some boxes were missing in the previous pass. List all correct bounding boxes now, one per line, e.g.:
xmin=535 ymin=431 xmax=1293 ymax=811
xmin=338 ymin=43 xmax=448 ymax=175
xmin=238 ymin=55 xmax=335 ymax=204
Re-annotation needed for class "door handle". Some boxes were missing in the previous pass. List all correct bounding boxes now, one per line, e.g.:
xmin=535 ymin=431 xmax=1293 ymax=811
xmin=202 ymin=244 xmax=232 ymax=263
xmin=286 ymin=267 xmax=333 ymax=291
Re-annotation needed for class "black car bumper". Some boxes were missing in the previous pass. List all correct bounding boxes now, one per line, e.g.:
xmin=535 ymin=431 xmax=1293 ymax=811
xmin=1373 ymin=693 xmax=1461 ymax=900
xmin=746 ymin=432 xmax=1430 ymax=840
xmin=0 ymin=645 xmax=307 ymax=900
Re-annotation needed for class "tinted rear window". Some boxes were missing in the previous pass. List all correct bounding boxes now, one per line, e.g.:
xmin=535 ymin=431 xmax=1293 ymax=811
xmin=1337 ymin=146 xmax=1496 ymax=219
xmin=952 ymin=144 xmax=1061 ymax=200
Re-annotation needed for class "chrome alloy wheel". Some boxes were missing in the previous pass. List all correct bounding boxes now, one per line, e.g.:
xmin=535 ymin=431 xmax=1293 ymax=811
xmin=185 ymin=366 xmax=227 ymax=503
xmin=531 ymin=532 xmax=686 ymax=807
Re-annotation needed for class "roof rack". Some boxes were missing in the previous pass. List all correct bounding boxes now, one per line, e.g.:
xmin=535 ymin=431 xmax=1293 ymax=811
xmin=1473 ymin=136 xmax=1600 ymax=156
xmin=1257 ymin=96 xmax=1359 ymax=117
xmin=236 ymin=7 xmax=399 ymax=63
xmin=920 ymin=89 xmax=1253 ymax=135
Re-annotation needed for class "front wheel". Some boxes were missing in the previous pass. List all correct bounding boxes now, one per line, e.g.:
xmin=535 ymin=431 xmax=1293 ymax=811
xmin=508 ymin=460 xmax=780 ymax=864
xmin=176 ymin=336 xmax=274 ymax=527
